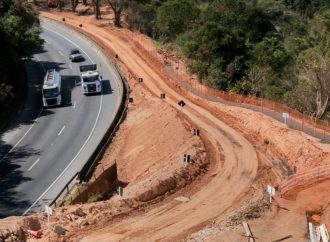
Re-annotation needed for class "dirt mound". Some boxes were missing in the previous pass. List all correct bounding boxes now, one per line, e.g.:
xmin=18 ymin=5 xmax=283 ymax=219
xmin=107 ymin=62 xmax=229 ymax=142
xmin=197 ymin=98 xmax=330 ymax=173
xmin=136 ymin=148 xmax=208 ymax=202
xmin=0 ymin=216 xmax=41 ymax=241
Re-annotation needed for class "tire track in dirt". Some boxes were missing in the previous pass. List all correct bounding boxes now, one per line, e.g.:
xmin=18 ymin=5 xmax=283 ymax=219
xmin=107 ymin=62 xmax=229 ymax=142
xmin=41 ymin=12 xmax=259 ymax=241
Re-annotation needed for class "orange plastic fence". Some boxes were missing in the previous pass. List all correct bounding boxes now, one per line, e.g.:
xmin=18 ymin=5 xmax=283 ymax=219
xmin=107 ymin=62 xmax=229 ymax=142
xmin=132 ymin=32 xmax=330 ymax=197
xmin=280 ymin=164 xmax=330 ymax=195
xmin=132 ymin=32 xmax=330 ymax=134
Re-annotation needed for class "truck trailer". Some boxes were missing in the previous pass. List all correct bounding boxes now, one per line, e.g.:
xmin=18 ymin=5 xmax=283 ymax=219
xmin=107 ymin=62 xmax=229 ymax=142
xmin=42 ymin=69 xmax=62 ymax=107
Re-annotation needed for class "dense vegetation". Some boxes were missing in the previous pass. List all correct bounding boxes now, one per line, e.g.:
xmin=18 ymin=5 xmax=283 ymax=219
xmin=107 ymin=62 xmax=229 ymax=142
xmin=0 ymin=0 xmax=43 ymax=107
xmin=121 ymin=0 xmax=330 ymax=119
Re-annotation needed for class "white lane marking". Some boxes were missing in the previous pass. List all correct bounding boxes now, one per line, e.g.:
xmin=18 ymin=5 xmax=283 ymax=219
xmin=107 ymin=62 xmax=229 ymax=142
xmin=28 ymin=158 xmax=40 ymax=171
xmin=24 ymin=93 xmax=103 ymax=215
xmin=43 ymin=26 xmax=95 ymax=64
xmin=58 ymin=50 xmax=64 ymax=56
xmin=73 ymin=101 xmax=76 ymax=109
xmin=0 ymin=109 xmax=43 ymax=163
xmin=23 ymin=24 xmax=104 ymax=215
xmin=69 ymin=64 xmax=73 ymax=69
xmin=44 ymin=40 xmax=51 ymax=45
xmin=58 ymin=125 xmax=66 ymax=136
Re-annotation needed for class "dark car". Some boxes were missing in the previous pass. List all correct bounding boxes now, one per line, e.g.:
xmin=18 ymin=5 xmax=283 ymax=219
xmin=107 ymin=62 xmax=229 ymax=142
xmin=69 ymin=49 xmax=85 ymax=62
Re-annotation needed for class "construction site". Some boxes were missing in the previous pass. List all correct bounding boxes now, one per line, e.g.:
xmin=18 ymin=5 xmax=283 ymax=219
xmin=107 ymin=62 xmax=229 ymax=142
xmin=0 ymin=4 xmax=330 ymax=242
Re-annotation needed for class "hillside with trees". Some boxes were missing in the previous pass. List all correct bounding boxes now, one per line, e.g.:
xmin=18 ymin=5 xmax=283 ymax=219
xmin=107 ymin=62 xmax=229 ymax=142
xmin=0 ymin=0 xmax=43 ymax=119
xmin=118 ymin=0 xmax=330 ymax=119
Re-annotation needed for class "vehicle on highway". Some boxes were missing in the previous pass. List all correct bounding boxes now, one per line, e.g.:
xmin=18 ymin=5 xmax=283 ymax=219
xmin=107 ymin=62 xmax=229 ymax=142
xmin=69 ymin=49 xmax=85 ymax=62
xmin=42 ymin=69 xmax=62 ymax=107
xmin=80 ymin=64 xmax=102 ymax=94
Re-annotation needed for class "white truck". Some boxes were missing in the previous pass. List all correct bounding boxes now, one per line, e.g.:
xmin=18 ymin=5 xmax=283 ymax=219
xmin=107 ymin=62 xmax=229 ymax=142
xmin=42 ymin=69 xmax=61 ymax=107
xmin=79 ymin=64 xmax=102 ymax=94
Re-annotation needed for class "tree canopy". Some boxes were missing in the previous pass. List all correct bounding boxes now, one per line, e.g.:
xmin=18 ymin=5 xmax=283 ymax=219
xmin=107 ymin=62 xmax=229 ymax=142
xmin=123 ymin=0 xmax=330 ymax=118
xmin=0 ymin=0 xmax=43 ymax=105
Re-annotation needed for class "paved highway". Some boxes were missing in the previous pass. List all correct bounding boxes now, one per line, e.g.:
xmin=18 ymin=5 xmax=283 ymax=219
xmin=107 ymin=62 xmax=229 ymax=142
xmin=0 ymin=19 xmax=123 ymax=217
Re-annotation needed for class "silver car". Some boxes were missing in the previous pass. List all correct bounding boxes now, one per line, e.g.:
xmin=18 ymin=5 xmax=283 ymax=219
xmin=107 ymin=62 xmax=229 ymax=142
xmin=69 ymin=49 xmax=85 ymax=62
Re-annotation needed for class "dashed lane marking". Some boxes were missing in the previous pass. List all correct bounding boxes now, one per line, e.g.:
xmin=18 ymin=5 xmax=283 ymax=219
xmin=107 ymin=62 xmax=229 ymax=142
xmin=28 ymin=158 xmax=40 ymax=171
xmin=58 ymin=125 xmax=66 ymax=136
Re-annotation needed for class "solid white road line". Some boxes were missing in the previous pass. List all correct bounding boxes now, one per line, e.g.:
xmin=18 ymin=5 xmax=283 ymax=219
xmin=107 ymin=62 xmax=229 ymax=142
xmin=23 ymin=24 xmax=104 ymax=215
xmin=73 ymin=101 xmax=76 ymax=109
xmin=58 ymin=50 xmax=64 ymax=56
xmin=58 ymin=125 xmax=66 ymax=136
xmin=43 ymin=26 xmax=95 ymax=64
xmin=28 ymin=158 xmax=40 ymax=171
xmin=69 ymin=64 xmax=73 ymax=69
xmin=23 ymin=93 xmax=103 ymax=215
xmin=0 ymin=109 xmax=43 ymax=163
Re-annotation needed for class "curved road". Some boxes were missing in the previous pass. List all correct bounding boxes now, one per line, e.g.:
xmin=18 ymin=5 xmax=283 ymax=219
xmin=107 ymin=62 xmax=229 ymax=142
xmin=0 ymin=19 xmax=123 ymax=217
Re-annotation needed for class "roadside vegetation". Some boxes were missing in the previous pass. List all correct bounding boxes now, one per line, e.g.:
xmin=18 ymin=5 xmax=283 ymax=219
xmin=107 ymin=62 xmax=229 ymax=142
xmin=125 ymin=0 xmax=330 ymax=119
xmin=35 ymin=0 xmax=330 ymax=119
xmin=0 ymin=0 xmax=43 ymax=123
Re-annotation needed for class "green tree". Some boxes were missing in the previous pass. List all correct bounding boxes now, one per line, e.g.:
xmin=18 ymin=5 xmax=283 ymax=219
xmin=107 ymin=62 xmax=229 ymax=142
xmin=0 ymin=0 xmax=42 ymax=105
xmin=156 ymin=0 xmax=200 ymax=40
xmin=308 ymin=8 xmax=330 ymax=50
xmin=252 ymin=37 xmax=291 ymax=72
xmin=125 ymin=0 xmax=165 ymax=36
xmin=202 ymin=0 xmax=246 ymax=27
xmin=298 ymin=48 xmax=330 ymax=118
xmin=0 ymin=1 xmax=42 ymax=58
xmin=107 ymin=0 xmax=130 ymax=27
xmin=182 ymin=21 xmax=247 ymax=90
xmin=282 ymin=0 xmax=329 ymax=18
xmin=243 ymin=7 xmax=275 ymax=42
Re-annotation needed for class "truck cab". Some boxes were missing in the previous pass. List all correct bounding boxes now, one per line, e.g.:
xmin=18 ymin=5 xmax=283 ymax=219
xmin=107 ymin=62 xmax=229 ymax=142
xmin=79 ymin=64 xmax=102 ymax=94
xmin=42 ymin=69 xmax=61 ymax=107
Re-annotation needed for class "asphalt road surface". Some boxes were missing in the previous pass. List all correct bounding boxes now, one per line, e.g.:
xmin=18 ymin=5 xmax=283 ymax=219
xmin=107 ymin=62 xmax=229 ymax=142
xmin=0 ymin=19 xmax=123 ymax=217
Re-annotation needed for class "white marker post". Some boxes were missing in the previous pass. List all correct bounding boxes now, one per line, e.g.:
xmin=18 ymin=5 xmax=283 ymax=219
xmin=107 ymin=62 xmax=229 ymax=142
xmin=117 ymin=186 xmax=123 ymax=197
xmin=282 ymin=112 xmax=289 ymax=124
xmin=318 ymin=224 xmax=329 ymax=242
xmin=309 ymin=222 xmax=317 ymax=242
xmin=267 ymin=185 xmax=276 ymax=203
xmin=45 ymin=205 xmax=52 ymax=234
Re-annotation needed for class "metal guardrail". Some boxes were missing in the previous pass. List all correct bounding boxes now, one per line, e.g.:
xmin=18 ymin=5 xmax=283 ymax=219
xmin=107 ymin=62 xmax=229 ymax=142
xmin=50 ymin=172 xmax=79 ymax=207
